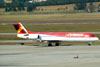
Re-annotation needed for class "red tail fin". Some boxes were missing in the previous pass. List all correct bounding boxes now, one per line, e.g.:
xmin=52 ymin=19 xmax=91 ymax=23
xmin=13 ymin=22 xmax=28 ymax=34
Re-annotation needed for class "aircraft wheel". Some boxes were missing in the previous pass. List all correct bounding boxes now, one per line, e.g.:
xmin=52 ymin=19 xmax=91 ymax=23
xmin=88 ymin=42 xmax=93 ymax=46
xmin=55 ymin=43 xmax=60 ymax=46
xmin=48 ymin=43 xmax=52 ymax=46
xmin=88 ymin=44 xmax=91 ymax=46
xmin=21 ymin=43 xmax=24 ymax=45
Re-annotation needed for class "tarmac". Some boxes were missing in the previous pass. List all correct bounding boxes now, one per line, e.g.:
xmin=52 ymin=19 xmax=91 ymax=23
xmin=0 ymin=45 xmax=100 ymax=67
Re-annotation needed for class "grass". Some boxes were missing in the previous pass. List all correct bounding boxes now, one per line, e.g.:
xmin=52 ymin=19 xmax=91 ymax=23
xmin=26 ymin=24 xmax=100 ymax=32
xmin=0 ymin=24 xmax=100 ymax=33
xmin=0 ymin=25 xmax=16 ymax=33
xmin=0 ymin=13 xmax=100 ymax=22
xmin=0 ymin=35 xmax=23 ymax=40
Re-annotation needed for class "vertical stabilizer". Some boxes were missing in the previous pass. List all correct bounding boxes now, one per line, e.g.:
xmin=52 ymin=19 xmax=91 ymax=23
xmin=13 ymin=22 xmax=28 ymax=34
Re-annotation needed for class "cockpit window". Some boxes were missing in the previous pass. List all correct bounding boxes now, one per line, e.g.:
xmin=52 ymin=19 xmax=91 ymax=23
xmin=85 ymin=35 xmax=95 ymax=37
xmin=90 ymin=35 xmax=95 ymax=37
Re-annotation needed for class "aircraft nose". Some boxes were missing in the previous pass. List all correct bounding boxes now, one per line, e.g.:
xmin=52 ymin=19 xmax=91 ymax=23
xmin=96 ymin=37 xmax=99 ymax=41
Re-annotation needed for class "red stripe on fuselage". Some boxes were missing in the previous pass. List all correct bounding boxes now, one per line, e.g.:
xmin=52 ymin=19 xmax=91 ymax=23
xmin=18 ymin=31 xmax=96 ymax=38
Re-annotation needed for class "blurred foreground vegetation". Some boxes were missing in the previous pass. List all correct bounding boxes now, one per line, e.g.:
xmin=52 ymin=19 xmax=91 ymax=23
xmin=0 ymin=0 xmax=100 ymax=13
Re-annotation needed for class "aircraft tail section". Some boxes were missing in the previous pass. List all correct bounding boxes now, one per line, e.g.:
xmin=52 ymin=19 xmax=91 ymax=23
xmin=13 ymin=22 xmax=28 ymax=34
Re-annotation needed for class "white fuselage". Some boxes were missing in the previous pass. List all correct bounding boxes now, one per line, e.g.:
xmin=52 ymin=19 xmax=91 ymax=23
xmin=17 ymin=34 xmax=99 ymax=42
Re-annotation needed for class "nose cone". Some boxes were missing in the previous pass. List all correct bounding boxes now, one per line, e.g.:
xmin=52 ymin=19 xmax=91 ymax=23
xmin=96 ymin=37 xmax=99 ymax=41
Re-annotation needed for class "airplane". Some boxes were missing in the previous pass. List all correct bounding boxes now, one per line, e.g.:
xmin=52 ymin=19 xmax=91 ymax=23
xmin=13 ymin=22 xmax=99 ymax=46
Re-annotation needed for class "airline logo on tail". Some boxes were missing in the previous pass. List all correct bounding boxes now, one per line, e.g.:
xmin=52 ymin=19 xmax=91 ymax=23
xmin=13 ymin=22 xmax=28 ymax=34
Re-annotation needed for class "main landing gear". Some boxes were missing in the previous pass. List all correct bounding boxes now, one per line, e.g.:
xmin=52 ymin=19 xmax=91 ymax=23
xmin=88 ymin=44 xmax=91 ymax=46
xmin=48 ymin=43 xmax=52 ymax=46
xmin=88 ymin=42 xmax=93 ymax=46
xmin=55 ymin=43 xmax=60 ymax=46
xmin=48 ymin=42 xmax=60 ymax=46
